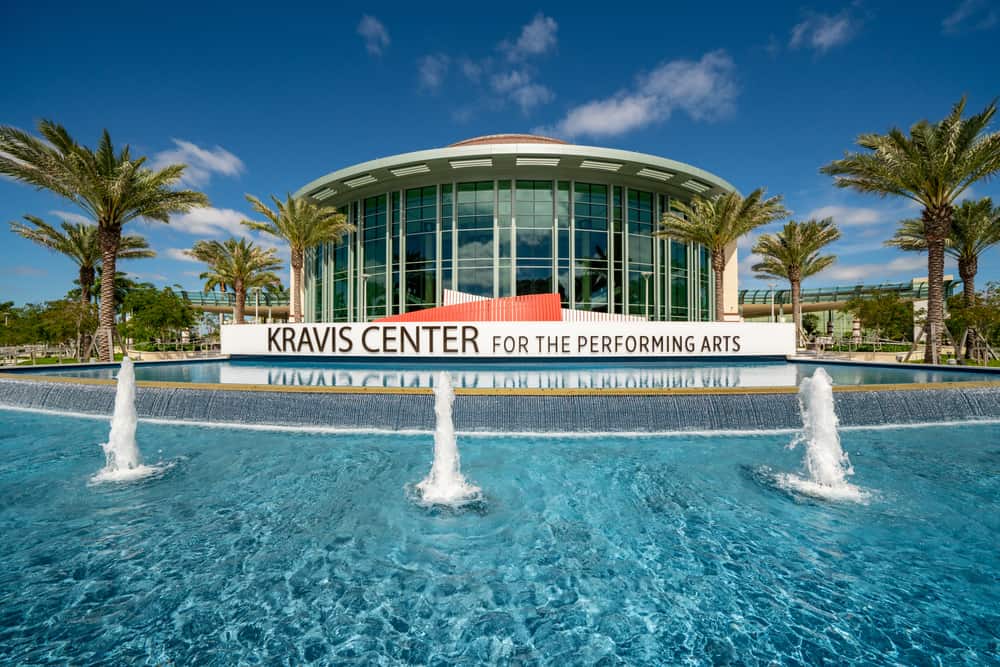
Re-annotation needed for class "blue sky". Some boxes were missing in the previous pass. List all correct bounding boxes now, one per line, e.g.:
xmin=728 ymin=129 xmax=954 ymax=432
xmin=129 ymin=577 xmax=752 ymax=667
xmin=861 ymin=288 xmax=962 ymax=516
xmin=2 ymin=0 xmax=999 ymax=305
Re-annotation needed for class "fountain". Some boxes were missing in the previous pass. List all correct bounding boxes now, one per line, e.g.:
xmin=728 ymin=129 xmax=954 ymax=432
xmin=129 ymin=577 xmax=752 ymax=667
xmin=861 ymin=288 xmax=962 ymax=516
xmin=777 ymin=367 xmax=868 ymax=502
xmin=414 ymin=371 xmax=482 ymax=505
xmin=91 ymin=357 xmax=161 ymax=483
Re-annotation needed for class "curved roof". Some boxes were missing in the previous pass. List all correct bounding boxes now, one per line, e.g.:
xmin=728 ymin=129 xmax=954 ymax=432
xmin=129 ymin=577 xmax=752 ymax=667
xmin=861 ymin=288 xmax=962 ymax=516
xmin=295 ymin=138 xmax=737 ymax=205
xmin=449 ymin=133 xmax=568 ymax=147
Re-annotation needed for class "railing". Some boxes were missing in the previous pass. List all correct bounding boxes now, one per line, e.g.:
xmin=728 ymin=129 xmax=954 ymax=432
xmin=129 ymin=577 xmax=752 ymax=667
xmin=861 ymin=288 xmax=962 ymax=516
xmin=2 ymin=344 xmax=80 ymax=366
xmin=179 ymin=291 xmax=290 ymax=307
xmin=739 ymin=279 xmax=963 ymax=306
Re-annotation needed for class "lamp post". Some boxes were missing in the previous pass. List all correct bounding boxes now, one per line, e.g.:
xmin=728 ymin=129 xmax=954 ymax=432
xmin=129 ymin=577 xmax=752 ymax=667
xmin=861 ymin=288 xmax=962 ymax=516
xmin=254 ymin=287 xmax=260 ymax=324
xmin=641 ymin=272 xmax=652 ymax=320
xmin=768 ymin=282 xmax=776 ymax=323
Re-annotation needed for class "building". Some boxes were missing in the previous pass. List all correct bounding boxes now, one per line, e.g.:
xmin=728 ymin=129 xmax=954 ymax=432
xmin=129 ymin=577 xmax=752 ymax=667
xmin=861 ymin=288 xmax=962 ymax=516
xmin=294 ymin=134 xmax=739 ymax=323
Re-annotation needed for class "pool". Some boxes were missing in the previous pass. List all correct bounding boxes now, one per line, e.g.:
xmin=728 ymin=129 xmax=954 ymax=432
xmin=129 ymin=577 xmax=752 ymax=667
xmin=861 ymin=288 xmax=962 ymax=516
xmin=9 ymin=358 xmax=998 ymax=389
xmin=1 ymin=408 xmax=997 ymax=663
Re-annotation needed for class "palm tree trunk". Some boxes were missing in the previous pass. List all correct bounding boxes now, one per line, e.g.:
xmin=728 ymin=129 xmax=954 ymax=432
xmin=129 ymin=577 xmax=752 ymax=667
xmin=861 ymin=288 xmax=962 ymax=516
xmin=926 ymin=240 xmax=945 ymax=364
xmin=712 ymin=250 xmax=725 ymax=322
xmin=234 ymin=287 xmax=246 ymax=324
xmin=79 ymin=266 xmax=94 ymax=362
xmin=959 ymin=257 xmax=977 ymax=359
xmin=97 ymin=225 xmax=121 ymax=362
xmin=292 ymin=248 xmax=304 ymax=323
xmin=959 ymin=257 xmax=976 ymax=307
xmin=791 ymin=279 xmax=802 ymax=348
xmin=923 ymin=207 xmax=951 ymax=365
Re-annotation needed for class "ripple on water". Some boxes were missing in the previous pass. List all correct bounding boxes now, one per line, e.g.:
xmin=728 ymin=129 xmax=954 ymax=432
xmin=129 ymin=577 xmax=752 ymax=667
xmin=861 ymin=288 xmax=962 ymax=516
xmin=0 ymin=411 xmax=998 ymax=664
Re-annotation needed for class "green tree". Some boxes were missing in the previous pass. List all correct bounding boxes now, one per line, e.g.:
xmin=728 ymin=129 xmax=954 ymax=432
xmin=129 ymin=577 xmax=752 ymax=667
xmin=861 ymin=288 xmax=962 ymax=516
xmin=802 ymin=313 xmax=820 ymax=337
xmin=844 ymin=292 xmax=914 ymax=341
xmin=77 ymin=270 xmax=153 ymax=313
xmin=821 ymin=97 xmax=1000 ymax=363
xmin=186 ymin=238 xmax=283 ymax=324
xmin=10 ymin=216 xmax=153 ymax=359
xmin=657 ymin=188 xmax=787 ymax=321
xmin=0 ymin=121 xmax=209 ymax=360
xmin=886 ymin=197 xmax=1000 ymax=307
xmin=38 ymin=300 xmax=98 ymax=348
xmin=0 ymin=300 xmax=97 ymax=352
xmin=752 ymin=218 xmax=841 ymax=346
xmin=121 ymin=287 xmax=196 ymax=343
xmin=241 ymin=194 xmax=353 ymax=323
xmin=9 ymin=216 xmax=154 ymax=305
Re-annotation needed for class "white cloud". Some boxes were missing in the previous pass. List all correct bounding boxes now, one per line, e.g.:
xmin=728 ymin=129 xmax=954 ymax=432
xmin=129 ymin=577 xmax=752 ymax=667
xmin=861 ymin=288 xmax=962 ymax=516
xmin=418 ymin=54 xmax=449 ymax=91
xmin=357 ymin=15 xmax=390 ymax=55
xmin=169 ymin=206 xmax=247 ymax=236
xmin=50 ymin=210 xmax=93 ymax=225
xmin=943 ymin=0 xmax=998 ymax=33
xmin=501 ymin=14 xmax=558 ymax=61
xmin=545 ymin=95 xmax=657 ymax=138
xmin=804 ymin=205 xmax=884 ymax=226
xmin=460 ymin=58 xmax=483 ymax=82
xmin=738 ymin=252 xmax=763 ymax=281
xmin=127 ymin=271 xmax=168 ymax=283
xmin=491 ymin=70 xmax=554 ymax=112
xmin=822 ymin=256 xmax=928 ymax=282
xmin=9 ymin=265 xmax=48 ymax=277
xmin=790 ymin=11 xmax=859 ymax=52
xmin=165 ymin=247 xmax=200 ymax=262
xmin=540 ymin=50 xmax=736 ymax=138
xmin=509 ymin=83 xmax=555 ymax=112
xmin=151 ymin=139 xmax=244 ymax=187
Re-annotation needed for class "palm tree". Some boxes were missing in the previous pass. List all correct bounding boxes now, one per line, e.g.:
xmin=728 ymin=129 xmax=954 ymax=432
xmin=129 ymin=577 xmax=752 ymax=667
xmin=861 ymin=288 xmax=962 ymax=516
xmin=0 ymin=121 xmax=208 ymax=360
xmin=10 ymin=216 xmax=154 ymax=360
xmin=86 ymin=270 xmax=154 ymax=312
xmin=186 ymin=238 xmax=283 ymax=324
xmin=10 ymin=216 xmax=154 ymax=305
xmin=886 ymin=197 xmax=1000 ymax=307
xmin=242 ymin=194 xmax=353 ymax=322
xmin=657 ymin=188 xmax=788 ymax=321
xmin=821 ymin=97 xmax=1000 ymax=364
xmin=752 ymin=218 xmax=841 ymax=346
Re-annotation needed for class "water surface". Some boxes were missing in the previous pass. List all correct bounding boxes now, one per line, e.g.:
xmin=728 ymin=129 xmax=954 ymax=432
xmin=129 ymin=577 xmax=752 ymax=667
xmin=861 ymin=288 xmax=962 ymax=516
xmin=13 ymin=358 xmax=995 ymax=389
xmin=1 ymin=409 xmax=997 ymax=664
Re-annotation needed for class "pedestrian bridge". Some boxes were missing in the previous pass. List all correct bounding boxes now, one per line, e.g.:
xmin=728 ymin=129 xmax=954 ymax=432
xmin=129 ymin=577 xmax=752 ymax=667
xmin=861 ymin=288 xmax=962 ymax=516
xmin=738 ymin=278 xmax=962 ymax=318
xmin=180 ymin=291 xmax=290 ymax=319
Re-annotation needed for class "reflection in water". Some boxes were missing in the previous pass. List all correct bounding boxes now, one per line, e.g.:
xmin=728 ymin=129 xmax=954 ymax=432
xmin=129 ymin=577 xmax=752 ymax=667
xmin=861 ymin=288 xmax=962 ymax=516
xmin=217 ymin=364 xmax=802 ymax=390
xmin=20 ymin=360 xmax=994 ymax=388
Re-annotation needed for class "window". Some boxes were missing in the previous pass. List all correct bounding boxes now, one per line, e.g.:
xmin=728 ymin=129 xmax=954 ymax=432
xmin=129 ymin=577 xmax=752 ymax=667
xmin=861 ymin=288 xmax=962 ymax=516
xmin=404 ymin=186 xmax=438 ymax=309
xmin=700 ymin=245 xmax=711 ymax=320
xmin=573 ymin=183 xmax=609 ymax=311
xmin=391 ymin=191 xmax=400 ymax=313
xmin=627 ymin=189 xmax=654 ymax=316
xmin=515 ymin=181 xmax=553 ymax=259
xmin=455 ymin=181 xmax=494 ymax=297
xmin=362 ymin=195 xmax=387 ymax=319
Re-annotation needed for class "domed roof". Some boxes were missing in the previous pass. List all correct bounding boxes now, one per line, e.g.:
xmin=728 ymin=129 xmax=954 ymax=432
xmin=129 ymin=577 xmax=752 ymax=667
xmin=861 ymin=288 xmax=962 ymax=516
xmin=448 ymin=133 xmax=568 ymax=147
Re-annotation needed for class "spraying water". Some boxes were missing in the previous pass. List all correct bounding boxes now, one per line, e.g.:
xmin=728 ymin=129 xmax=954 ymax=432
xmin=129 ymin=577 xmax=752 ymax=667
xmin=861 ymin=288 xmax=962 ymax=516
xmin=414 ymin=372 xmax=481 ymax=505
xmin=91 ymin=357 xmax=161 ymax=483
xmin=778 ymin=367 xmax=867 ymax=502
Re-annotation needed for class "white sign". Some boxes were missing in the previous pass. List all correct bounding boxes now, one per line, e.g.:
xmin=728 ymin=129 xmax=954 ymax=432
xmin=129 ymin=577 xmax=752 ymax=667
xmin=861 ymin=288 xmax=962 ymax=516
xmin=221 ymin=322 xmax=795 ymax=358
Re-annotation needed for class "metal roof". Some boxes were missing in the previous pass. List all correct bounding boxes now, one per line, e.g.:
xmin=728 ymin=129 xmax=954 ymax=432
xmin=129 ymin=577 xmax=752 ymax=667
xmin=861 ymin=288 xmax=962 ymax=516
xmin=294 ymin=141 xmax=737 ymax=207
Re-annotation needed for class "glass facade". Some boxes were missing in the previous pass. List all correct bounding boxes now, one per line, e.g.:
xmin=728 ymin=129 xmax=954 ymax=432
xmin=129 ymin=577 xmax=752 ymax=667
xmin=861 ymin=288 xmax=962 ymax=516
xmin=305 ymin=179 xmax=714 ymax=322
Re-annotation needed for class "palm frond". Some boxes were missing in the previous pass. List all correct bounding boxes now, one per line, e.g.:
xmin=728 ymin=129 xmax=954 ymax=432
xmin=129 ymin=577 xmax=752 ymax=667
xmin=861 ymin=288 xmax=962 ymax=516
xmin=241 ymin=192 xmax=354 ymax=261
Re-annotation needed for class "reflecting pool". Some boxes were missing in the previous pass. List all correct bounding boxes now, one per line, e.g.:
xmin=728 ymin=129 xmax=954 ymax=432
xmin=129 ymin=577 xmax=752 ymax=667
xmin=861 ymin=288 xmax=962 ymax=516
xmin=13 ymin=358 xmax=997 ymax=389
xmin=1 ymin=409 xmax=997 ymax=664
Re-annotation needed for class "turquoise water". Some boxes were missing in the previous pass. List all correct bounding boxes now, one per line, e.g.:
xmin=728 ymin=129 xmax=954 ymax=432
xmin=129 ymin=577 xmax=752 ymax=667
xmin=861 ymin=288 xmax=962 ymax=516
xmin=1 ymin=409 xmax=998 ymax=664
xmin=13 ymin=359 xmax=996 ymax=388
